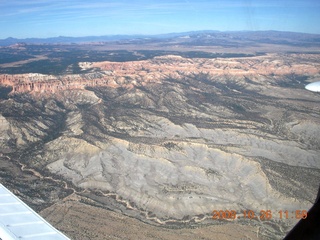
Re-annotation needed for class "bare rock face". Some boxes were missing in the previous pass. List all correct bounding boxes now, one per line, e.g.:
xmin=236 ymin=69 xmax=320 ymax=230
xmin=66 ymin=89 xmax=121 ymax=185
xmin=1 ymin=53 xmax=320 ymax=239
xmin=46 ymin=133 xmax=310 ymax=222
xmin=0 ymin=114 xmax=10 ymax=151
xmin=1 ymin=54 xmax=320 ymax=95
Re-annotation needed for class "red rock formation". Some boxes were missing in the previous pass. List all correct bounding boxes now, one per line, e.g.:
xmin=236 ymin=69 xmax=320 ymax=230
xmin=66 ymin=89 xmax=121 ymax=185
xmin=1 ymin=54 xmax=320 ymax=95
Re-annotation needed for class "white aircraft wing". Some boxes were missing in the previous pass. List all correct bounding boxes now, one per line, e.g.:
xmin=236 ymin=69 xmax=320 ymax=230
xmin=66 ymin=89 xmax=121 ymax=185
xmin=0 ymin=183 xmax=70 ymax=240
xmin=305 ymin=81 xmax=320 ymax=92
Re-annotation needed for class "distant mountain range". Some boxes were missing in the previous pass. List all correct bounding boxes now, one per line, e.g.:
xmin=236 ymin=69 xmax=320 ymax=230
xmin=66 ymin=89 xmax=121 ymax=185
xmin=1 ymin=30 xmax=320 ymax=46
xmin=0 ymin=31 xmax=217 ymax=46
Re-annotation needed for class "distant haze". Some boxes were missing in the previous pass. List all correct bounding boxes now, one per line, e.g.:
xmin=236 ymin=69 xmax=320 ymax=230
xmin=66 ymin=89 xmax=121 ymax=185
xmin=1 ymin=30 xmax=320 ymax=47
xmin=0 ymin=0 xmax=320 ymax=39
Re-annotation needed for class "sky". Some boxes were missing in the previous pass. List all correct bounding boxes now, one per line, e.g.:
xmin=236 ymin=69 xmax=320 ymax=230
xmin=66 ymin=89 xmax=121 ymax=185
xmin=0 ymin=0 xmax=320 ymax=39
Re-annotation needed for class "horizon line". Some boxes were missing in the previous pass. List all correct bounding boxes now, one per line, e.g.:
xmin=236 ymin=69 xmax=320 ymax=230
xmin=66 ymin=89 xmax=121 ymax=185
xmin=1 ymin=29 xmax=320 ymax=41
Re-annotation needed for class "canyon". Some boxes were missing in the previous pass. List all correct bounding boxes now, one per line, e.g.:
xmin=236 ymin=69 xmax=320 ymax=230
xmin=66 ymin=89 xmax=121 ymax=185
xmin=1 ymin=53 xmax=320 ymax=95
xmin=0 ymin=33 xmax=320 ymax=239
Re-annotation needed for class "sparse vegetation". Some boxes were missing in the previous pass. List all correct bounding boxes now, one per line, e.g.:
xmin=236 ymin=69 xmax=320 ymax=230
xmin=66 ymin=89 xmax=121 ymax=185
xmin=1 ymin=33 xmax=320 ymax=240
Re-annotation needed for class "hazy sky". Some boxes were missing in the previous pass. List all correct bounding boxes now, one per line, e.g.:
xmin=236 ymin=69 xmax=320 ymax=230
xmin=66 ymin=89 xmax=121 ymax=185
xmin=0 ymin=0 xmax=319 ymax=38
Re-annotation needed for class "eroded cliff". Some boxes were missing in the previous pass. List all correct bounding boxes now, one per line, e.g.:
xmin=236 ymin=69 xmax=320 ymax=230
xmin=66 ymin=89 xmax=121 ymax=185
xmin=1 ymin=53 xmax=320 ymax=95
xmin=1 ymin=53 xmax=320 ymax=239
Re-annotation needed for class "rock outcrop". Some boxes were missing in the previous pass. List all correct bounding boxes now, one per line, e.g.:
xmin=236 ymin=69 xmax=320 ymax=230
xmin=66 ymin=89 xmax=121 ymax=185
xmin=1 ymin=54 xmax=320 ymax=95
xmin=1 ymin=52 xmax=320 ymax=239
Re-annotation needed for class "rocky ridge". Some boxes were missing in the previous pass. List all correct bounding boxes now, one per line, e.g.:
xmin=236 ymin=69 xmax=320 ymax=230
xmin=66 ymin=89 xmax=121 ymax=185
xmin=1 ymin=53 xmax=320 ymax=239
xmin=1 ymin=54 xmax=320 ymax=95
